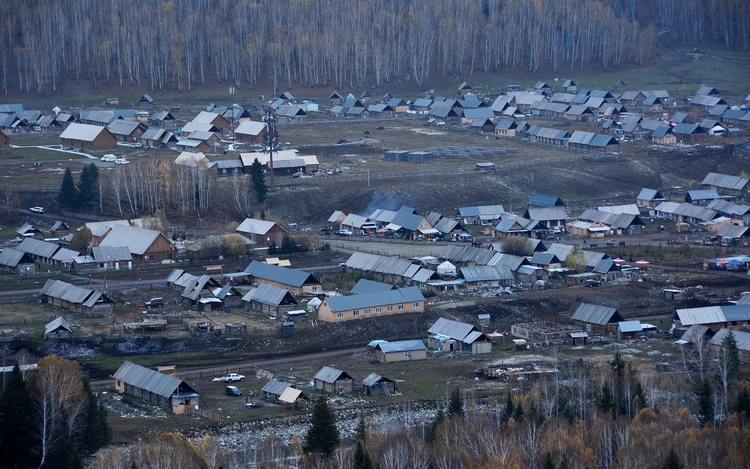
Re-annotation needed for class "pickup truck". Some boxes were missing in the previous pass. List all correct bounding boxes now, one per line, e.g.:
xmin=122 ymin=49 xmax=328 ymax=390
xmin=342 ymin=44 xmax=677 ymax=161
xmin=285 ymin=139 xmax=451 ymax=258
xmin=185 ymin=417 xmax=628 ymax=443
xmin=222 ymin=373 xmax=245 ymax=382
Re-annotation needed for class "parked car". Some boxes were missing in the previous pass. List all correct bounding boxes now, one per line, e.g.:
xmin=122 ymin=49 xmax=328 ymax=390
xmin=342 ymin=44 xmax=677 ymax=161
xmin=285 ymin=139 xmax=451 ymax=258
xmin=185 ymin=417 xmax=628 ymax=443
xmin=225 ymin=386 xmax=242 ymax=396
xmin=114 ymin=158 xmax=129 ymax=165
xmin=30 ymin=207 xmax=44 ymax=213
xmin=585 ymin=279 xmax=602 ymax=287
xmin=222 ymin=373 xmax=245 ymax=382
xmin=101 ymin=154 xmax=117 ymax=162
xmin=336 ymin=229 xmax=353 ymax=236
xmin=145 ymin=298 xmax=164 ymax=307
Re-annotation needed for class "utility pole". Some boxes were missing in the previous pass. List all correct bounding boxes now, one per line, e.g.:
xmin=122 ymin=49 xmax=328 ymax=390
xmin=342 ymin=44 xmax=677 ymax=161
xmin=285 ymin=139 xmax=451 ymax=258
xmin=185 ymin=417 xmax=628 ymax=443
xmin=263 ymin=109 xmax=278 ymax=191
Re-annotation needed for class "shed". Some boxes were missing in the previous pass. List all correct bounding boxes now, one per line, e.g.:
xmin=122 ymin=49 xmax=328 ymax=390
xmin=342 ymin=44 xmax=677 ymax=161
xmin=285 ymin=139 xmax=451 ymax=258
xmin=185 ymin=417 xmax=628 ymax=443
xmin=313 ymin=366 xmax=355 ymax=394
xmin=262 ymin=379 xmax=293 ymax=402
xmin=617 ymin=320 xmax=643 ymax=341
xmin=373 ymin=340 xmax=427 ymax=363
xmin=571 ymin=303 xmax=624 ymax=335
xmin=45 ymin=316 xmax=73 ymax=339
xmin=427 ymin=317 xmax=492 ymax=354
xmin=362 ymin=373 xmax=396 ymax=395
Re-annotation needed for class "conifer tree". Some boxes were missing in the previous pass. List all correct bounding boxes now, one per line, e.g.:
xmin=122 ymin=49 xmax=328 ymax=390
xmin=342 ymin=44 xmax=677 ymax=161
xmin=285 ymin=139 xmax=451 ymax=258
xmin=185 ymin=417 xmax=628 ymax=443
xmin=697 ymin=378 xmax=715 ymax=426
xmin=0 ymin=363 xmax=36 ymax=468
xmin=76 ymin=163 xmax=99 ymax=206
xmin=249 ymin=158 xmax=268 ymax=204
xmin=58 ymin=167 xmax=78 ymax=208
xmin=662 ymin=448 xmax=683 ymax=469
xmin=82 ymin=378 xmax=112 ymax=454
xmin=304 ymin=396 xmax=339 ymax=457
xmin=447 ymin=387 xmax=463 ymax=417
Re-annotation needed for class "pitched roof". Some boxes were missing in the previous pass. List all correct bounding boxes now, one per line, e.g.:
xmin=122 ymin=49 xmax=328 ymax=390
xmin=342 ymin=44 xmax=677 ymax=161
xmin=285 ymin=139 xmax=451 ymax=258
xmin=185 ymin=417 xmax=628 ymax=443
xmin=460 ymin=265 xmax=514 ymax=282
xmin=314 ymin=366 xmax=353 ymax=383
xmin=99 ymin=225 xmax=167 ymax=256
xmin=458 ymin=205 xmax=505 ymax=219
xmin=243 ymin=260 xmax=319 ymax=288
xmin=59 ymin=123 xmax=111 ymax=142
xmin=702 ymin=172 xmax=749 ymax=191
xmin=374 ymin=340 xmax=426 ymax=353
xmin=362 ymin=373 xmax=394 ymax=387
xmin=345 ymin=252 xmax=415 ymax=276
xmin=236 ymin=218 xmax=282 ymax=236
xmin=192 ymin=111 xmax=222 ymax=124
xmin=528 ymin=194 xmax=565 ymax=207
xmin=241 ymin=283 xmax=298 ymax=307
xmin=351 ymin=279 xmax=397 ymax=295
xmin=0 ymin=248 xmax=27 ymax=267
xmin=17 ymin=238 xmax=59 ymax=258
xmin=45 ymin=316 xmax=72 ymax=335
xmin=261 ymin=379 xmax=292 ymax=396
xmin=113 ymin=361 xmax=197 ymax=399
xmin=709 ymin=328 xmax=750 ymax=352
xmin=572 ymin=303 xmax=623 ymax=325
xmin=428 ymin=318 xmax=485 ymax=343
xmin=324 ymin=287 xmax=424 ymax=312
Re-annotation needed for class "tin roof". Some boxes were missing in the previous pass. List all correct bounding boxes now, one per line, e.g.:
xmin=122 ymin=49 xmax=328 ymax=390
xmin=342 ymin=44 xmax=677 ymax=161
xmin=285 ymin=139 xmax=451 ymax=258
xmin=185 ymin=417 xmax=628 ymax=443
xmin=113 ymin=361 xmax=196 ymax=399
xmin=362 ymin=373 xmax=394 ymax=387
xmin=375 ymin=340 xmax=426 ymax=353
xmin=262 ymin=379 xmax=292 ymax=396
xmin=324 ymin=287 xmax=424 ymax=312
xmin=243 ymin=260 xmax=319 ymax=288
xmin=314 ymin=366 xmax=353 ymax=384
xmin=428 ymin=317 xmax=479 ymax=341
xmin=18 ymin=238 xmax=60 ymax=258
xmin=99 ymin=224 xmax=166 ymax=256
xmin=241 ymin=283 xmax=297 ymax=307
xmin=351 ymin=279 xmax=397 ymax=295
xmin=60 ymin=123 xmax=110 ymax=142
xmin=572 ymin=303 xmax=623 ymax=326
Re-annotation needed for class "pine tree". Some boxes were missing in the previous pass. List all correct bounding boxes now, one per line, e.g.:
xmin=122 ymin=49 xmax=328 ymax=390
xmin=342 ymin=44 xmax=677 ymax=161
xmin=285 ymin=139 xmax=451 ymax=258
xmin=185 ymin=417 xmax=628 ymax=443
xmin=662 ymin=448 xmax=683 ymax=469
xmin=76 ymin=163 xmax=99 ymax=206
xmin=697 ymin=378 xmax=715 ymax=426
xmin=304 ymin=396 xmax=339 ymax=457
xmin=504 ymin=391 xmax=514 ymax=422
xmin=447 ymin=387 xmax=463 ymax=417
xmin=513 ymin=401 xmax=525 ymax=421
xmin=82 ymin=378 xmax=112 ymax=454
xmin=58 ymin=167 xmax=78 ymax=208
xmin=267 ymin=241 xmax=278 ymax=255
xmin=599 ymin=383 xmax=616 ymax=415
xmin=425 ymin=407 xmax=444 ymax=443
xmin=250 ymin=158 xmax=268 ymax=204
xmin=543 ymin=452 xmax=556 ymax=469
xmin=609 ymin=352 xmax=626 ymax=378
xmin=719 ymin=330 xmax=740 ymax=382
xmin=734 ymin=382 xmax=750 ymax=417
xmin=354 ymin=440 xmax=373 ymax=469
xmin=0 ymin=363 xmax=36 ymax=468
xmin=355 ymin=413 xmax=366 ymax=442
xmin=281 ymin=235 xmax=298 ymax=254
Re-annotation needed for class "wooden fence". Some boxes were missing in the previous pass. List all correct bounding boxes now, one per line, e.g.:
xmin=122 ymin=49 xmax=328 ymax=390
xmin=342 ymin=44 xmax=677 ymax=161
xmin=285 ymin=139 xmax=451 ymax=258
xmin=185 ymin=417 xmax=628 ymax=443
xmin=184 ymin=406 xmax=224 ymax=424
xmin=177 ymin=363 xmax=259 ymax=380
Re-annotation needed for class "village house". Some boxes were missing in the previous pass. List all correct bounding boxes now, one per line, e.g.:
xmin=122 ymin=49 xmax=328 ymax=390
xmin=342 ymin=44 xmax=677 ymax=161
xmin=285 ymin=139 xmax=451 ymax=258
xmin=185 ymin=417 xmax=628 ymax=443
xmin=314 ymin=366 xmax=355 ymax=394
xmin=236 ymin=218 xmax=287 ymax=247
xmin=113 ymin=361 xmax=199 ymax=414
xmin=317 ymin=286 xmax=425 ymax=322
xmin=326 ymin=210 xmax=346 ymax=231
xmin=108 ymin=120 xmax=147 ymax=143
xmin=0 ymin=248 xmax=36 ymax=275
xmin=60 ymin=123 xmax=118 ymax=150
xmin=571 ymin=303 xmax=625 ymax=335
xmin=0 ymin=132 xmax=9 ymax=150
xmin=233 ymin=120 xmax=266 ymax=143
xmin=261 ymin=379 xmax=294 ymax=402
xmin=372 ymin=340 xmax=427 ymax=363
xmin=242 ymin=260 xmax=321 ymax=295
xmin=460 ymin=265 xmax=514 ymax=289
xmin=150 ymin=111 xmax=176 ymax=127
xmin=702 ymin=172 xmax=750 ymax=197
xmin=242 ymin=283 xmax=299 ymax=317
xmin=39 ymin=279 xmax=114 ymax=316
xmin=427 ymin=317 xmax=492 ymax=354
xmin=99 ymin=224 xmax=177 ymax=263
xmin=45 ymin=316 xmax=73 ymax=340
xmin=675 ymin=305 xmax=750 ymax=331
xmin=191 ymin=111 xmax=230 ymax=133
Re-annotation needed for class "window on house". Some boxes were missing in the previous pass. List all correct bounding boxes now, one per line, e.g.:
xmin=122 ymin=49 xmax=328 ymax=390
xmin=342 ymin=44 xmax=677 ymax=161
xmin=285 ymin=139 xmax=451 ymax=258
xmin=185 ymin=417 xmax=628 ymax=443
xmin=353 ymin=310 xmax=359 ymax=316
xmin=387 ymin=305 xmax=393 ymax=312
xmin=336 ymin=312 xmax=344 ymax=318
xmin=398 ymin=304 xmax=404 ymax=310
xmin=365 ymin=309 xmax=370 ymax=314
xmin=167 ymin=253 xmax=173 ymax=259
xmin=146 ymin=255 xmax=155 ymax=261
xmin=586 ymin=324 xmax=592 ymax=332
xmin=312 ymin=286 xmax=317 ymax=291
xmin=376 ymin=307 xmax=382 ymax=313
xmin=413 ymin=302 xmax=420 ymax=308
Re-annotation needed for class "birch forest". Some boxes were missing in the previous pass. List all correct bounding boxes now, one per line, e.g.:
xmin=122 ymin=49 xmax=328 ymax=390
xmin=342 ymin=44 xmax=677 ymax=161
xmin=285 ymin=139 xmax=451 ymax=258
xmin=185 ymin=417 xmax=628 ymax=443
xmin=1 ymin=0 xmax=748 ymax=96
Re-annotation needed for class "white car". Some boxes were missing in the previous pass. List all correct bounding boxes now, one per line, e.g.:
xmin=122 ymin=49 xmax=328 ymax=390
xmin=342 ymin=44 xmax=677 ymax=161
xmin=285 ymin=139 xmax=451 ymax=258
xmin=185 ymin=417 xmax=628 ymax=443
xmin=222 ymin=373 xmax=245 ymax=382
xmin=30 ymin=207 xmax=44 ymax=214
xmin=101 ymin=154 xmax=117 ymax=162
xmin=114 ymin=158 xmax=129 ymax=165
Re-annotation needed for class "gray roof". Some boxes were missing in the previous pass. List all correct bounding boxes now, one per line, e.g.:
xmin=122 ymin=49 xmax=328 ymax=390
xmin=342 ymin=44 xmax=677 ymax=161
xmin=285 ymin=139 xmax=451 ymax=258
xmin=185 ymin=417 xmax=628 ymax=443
xmin=237 ymin=218 xmax=283 ymax=236
xmin=460 ymin=265 xmax=514 ymax=282
xmin=710 ymin=328 xmax=750 ymax=352
xmin=40 ymin=279 xmax=98 ymax=305
xmin=99 ymin=224 xmax=166 ymax=256
xmin=524 ymin=206 xmax=567 ymax=222
xmin=593 ymin=259 xmax=617 ymax=273
xmin=328 ymin=210 xmax=344 ymax=223
xmin=655 ymin=202 xmax=718 ymax=222
xmin=113 ymin=361 xmax=197 ymax=399
xmin=530 ymin=252 xmax=560 ymax=265
xmin=618 ymin=321 xmax=642 ymax=333
xmin=261 ymin=379 xmax=292 ymax=396
xmin=324 ymin=287 xmax=424 ymax=312
xmin=375 ymin=339 xmax=426 ymax=353
xmin=345 ymin=252 xmax=415 ymax=276
xmin=0 ymin=248 xmax=27 ymax=267
xmin=141 ymin=128 xmax=165 ymax=140
xmin=241 ymin=283 xmax=298 ymax=307
xmin=60 ymin=123 xmax=110 ymax=141
xmin=314 ymin=366 xmax=353 ymax=384
xmin=166 ymin=268 xmax=185 ymax=283
xmin=412 ymin=268 xmax=437 ymax=283
xmin=439 ymin=245 xmax=497 ymax=266
xmin=51 ymin=247 xmax=80 ymax=262
xmin=702 ymin=172 xmax=749 ymax=191
xmin=706 ymin=199 xmax=750 ymax=217
xmin=676 ymin=306 xmax=726 ymax=325
xmin=545 ymin=243 xmax=575 ymax=260
xmin=717 ymin=225 xmax=749 ymax=238
xmin=18 ymin=238 xmax=60 ymax=259
xmin=428 ymin=317 xmax=482 ymax=342
xmin=686 ymin=189 xmax=721 ymax=201
xmin=108 ymin=120 xmax=142 ymax=136
xmin=579 ymin=209 xmax=643 ymax=230
xmin=457 ymin=205 xmax=505 ymax=219
xmin=244 ymin=261 xmax=319 ymax=288
xmin=351 ymin=279 xmax=397 ymax=295
xmin=572 ymin=303 xmax=623 ymax=326
xmin=390 ymin=210 xmax=427 ymax=231
xmin=91 ymin=246 xmax=132 ymax=262
xmin=528 ymin=194 xmax=565 ymax=207
xmin=45 ymin=316 xmax=72 ymax=335
xmin=362 ymin=373 xmax=394 ymax=387
xmin=488 ymin=253 xmax=528 ymax=271
xmin=680 ymin=324 xmax=712 ymax=344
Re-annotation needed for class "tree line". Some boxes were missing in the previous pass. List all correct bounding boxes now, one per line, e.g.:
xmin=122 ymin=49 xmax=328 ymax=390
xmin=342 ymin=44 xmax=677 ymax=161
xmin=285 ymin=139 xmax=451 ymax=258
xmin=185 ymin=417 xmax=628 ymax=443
xmin=87 ymin=340 xmax=750 ymax=469
xmin=1 ymin=0 xmax=747 ymax=96
xmin=0 ymin=355 xmax=111 ymax=469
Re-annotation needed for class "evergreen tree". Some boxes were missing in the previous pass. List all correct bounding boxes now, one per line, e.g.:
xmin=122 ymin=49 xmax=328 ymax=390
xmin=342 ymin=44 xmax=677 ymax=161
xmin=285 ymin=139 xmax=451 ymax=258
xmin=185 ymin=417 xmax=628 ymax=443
xmin=719 ymin=330 xmax=740 ymax=382
xmin=609 ymin=352 xmax=626 ymax=378
xmin=58 ymin=167 xmax=78 ymax=208
xmin=543 ymin=452 xmax=556 ymax=469
xmin=267 ymin=241 xmax=278 ymax=255
xmin=304 ymin=396 xmax=339 ymax=457
xmin=0 ymin=363 xmax=36 ymax=468
xmin=504 ymin=391 xmax=514 ymax=422
xmin=353 ymin=440 xmax=373 ymax=469
xmin=513 ymin=401 xmax=525 ymax=421
xmin=250 ymin=158 xmax=268 ymax=204
xmin=425 ymin=407 xmax=444 ymax=443
xmin=662 ymin=448 xmax=683 ymax=469
xmin=598 ymin=383 xmax=616 ymax=415
xmin=559 ymin=455 xmax=570 ymax=469
xmin=76 ymin=163 xmax=99 ymax=206
xmin=280 ymin=235 xmax=298 ymax=254
xmin=633 ymin=382 xmax=647 ymax=408
xmin=355 ymin=413 xmax=366 ymax=443
xmin=556 ymin=393 xmax=574 ymax=423
xmin=447 ymin=387 xmax=463 ymax=418
xmin=734 ymin=382 xmax=750 ymax=417
xmin=82 ymin=378 xmax=112 ymax=454
xmin=697 ymin=378 xmax=715 ymax=426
